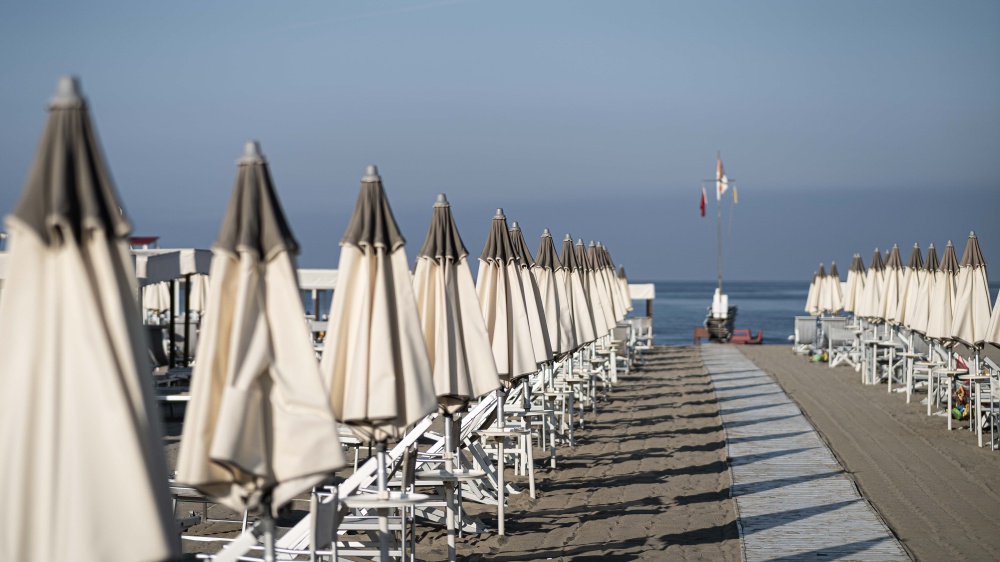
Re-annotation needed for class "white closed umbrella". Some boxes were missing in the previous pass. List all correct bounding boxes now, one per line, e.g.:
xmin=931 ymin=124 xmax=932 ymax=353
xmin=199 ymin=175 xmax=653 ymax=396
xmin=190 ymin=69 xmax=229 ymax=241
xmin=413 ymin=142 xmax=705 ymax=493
xmin=880 ymin=245 xmax=904 ymax=325
xmin=598 ymin=243 xmax=628 ymax=322
xmin=925 ymin=241 xmax=959 ymax=343
xmin=321 ymin=165 xmax=437 ymax=559
xmin=188 ymin=273 xmax=211 ymax=314
xmin=910 ymin=244 xmax=939 ymax=336
xmin=950 ymin=231 xmax=992 ymax=350
xmin=819 ymin=263 xmax=843 ymax=314
xmin=0 ymin=77 xmax=179 ymax=562
xmin=476 ymin=209 xmax=538 ymax=385
xmin=805 ymin=268 xmax=821 ymax=316
xmin=534 ymin=229 xmax=576 ymax=357
xmin=322 ymin=165 xmax=437 ymax=442
xmin=842 ymin=254 xmax=865 ymax=315
xmin=176 ymin=141 xmax=346 ymax=550
xmin=412 ymin=194 xmax=499 ymax=562
xmin=510 ymin=222 xmax=553 ymax=366
xmin=579 ymin=240 xmax=613 ymax=338
xmin=896 ymin=244 xmax=924 ymax=329
xmin=143 ymin=281 xmax=171 ymax=314
xmin=561 ymin=234 xmax=597 ymax=348
xmin=858 ymin=249 xmax=885 ymax=321
xmin=617 ymin=265 xmax=633 ymax=313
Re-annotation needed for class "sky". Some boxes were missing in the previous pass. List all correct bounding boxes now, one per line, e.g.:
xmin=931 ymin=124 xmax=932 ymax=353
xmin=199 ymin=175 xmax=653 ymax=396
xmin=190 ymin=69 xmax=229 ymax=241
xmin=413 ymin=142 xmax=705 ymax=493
xmin=1 ymin=0 xmax=999 ymax=281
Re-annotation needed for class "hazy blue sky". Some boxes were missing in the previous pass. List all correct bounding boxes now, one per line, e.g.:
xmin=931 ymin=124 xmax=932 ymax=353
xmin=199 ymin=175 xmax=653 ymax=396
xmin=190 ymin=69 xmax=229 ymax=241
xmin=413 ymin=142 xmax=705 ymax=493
xmin=2 ymin=0 xmax=998 ymax=281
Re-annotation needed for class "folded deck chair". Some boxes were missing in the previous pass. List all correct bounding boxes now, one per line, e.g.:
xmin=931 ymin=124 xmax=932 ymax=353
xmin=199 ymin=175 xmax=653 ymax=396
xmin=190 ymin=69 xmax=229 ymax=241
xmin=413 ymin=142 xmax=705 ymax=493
xmin=793 ymin=316 xmax=817 ymax=355
xmin=827 ymin=325 xmax=859 ymax=368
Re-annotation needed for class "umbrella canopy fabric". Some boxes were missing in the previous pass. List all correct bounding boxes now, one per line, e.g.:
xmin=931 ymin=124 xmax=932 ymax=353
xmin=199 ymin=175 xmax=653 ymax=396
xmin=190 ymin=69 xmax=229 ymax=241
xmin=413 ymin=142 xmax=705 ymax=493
xmin=510 ymin=222 xmax=553 ymax=365
xmin=843 ymin=254 xmax=865 ymax=314
xmin=321 ymin=166 xmax=437 ymax=442
xmin=534 ymin=229 xmax=576 ymax=356
xmin=819 ymin=262 xmax=843 ymax=314
xmin=879 ymin=245 xmax=904 ymax=325
xmin=476 ymin=209 xmax=538 ymax=385
xmin=0 ymin=77 xmax=179 ymax=561
xmin=984 ymin=283 xmax=1000 ymax=349
xmin=587 ymin=241 xmax=618 ymax=331
xmin=805 ymin=269 xmax=821 ymax=316
xmin=188 ymin=273 xmax=211 ymax=314
xmin=910 ymin=244 xmax=939 ymax=336
xmin=412 ymin=194 xmax=501 ymax=413
xmin=896 ymin=244 xmax=924 ymax=330
xmin=598 ymin=243 xmax=628 ymax=322
xmin=142 ymin=281 xmax=171 ymax=314
xmin=925 ymin=242 xmax=960 ymax=342
xmin=858 ymin=249 xmax=886 ymax=321
xmin=950 ymin=232 xmax=992 ymax=349
xmin=617 ymin=265 xmax=633 ymax=312
xmin=561 ymin=234 xmax=598 ymax=348
xmin=177 ymin=141 xmax=345 ymax=514
xmin=577 ymin=240 xmax=613 ymax=337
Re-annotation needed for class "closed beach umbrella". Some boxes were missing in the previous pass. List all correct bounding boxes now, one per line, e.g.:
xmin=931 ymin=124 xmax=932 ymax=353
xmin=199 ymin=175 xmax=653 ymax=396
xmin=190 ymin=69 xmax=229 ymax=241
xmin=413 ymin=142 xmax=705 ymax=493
xmin=562 ymin=234 xmax=597 ymax=347
xmin=880 ymin=245 xmax=904 ymax=325
xmin=910 ymin=244 xmax=939 ymax=336
xmin=0 ymin=77 xmax=179 ymax=561
xmin=858 ymin=249 xmax=885 ymax=321
xmin=188 ymin=273 xmax=211 ymax=314
xmin=896 ymin=244 xmax=924 ymax=329
xmin=177 ymin=141 xmax=345 ymax=516
xmin=412 ymin=194 xmax=501 ymax=413
xmin=819 ymin=262 xmax=842 ymax=314
xmin=925 ymin=241 xmax=959 ymax=342
xmin=534 ymin=229 xmax=575 ymax=357
xmin=805 ymin=269 xmax=821 ymax=316
xmin=142 ymin=281 xmax=171 ymax=314
xmin=587 ymin=241 xmax=618 ymax=331
xmin=984 ymin=283 xmax=1000 ymax=350
xmin=578 ymin=240 xmax=613 ymax=337
xmin=843 ymin=255 xmax=865 ymax=315
xmin=598 ymin=243 xmax=628 ymax=322
xmin=321 ymin=165 xmax=437 ymax=442
xmin=950 ymin=232 xmax=992 ymax=349
xmin=617 ymin=264 xmax=633 ymax=312
xmin=476 ymin=209 xmax=537 ymax=384
xmin=510 ymin=222 xmax=553 ymax=365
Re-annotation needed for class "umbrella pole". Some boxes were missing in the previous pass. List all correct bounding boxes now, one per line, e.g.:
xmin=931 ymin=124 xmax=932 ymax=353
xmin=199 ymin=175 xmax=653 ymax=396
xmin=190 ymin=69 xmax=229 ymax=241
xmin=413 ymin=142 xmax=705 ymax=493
xmin=261 ymin=490 xmax=276 ymax=562
xmin=183 ymin=274 xmax=191 ymax=367
xmin=495 ymin=388 xmax=506 ymax=536
xmin=169 ymin=279 xmax=176 ymax=367
xmin=376 ymin=440 xmax=390 ymax=561
xmin=444 ymin=411 xmax=457 ymax=561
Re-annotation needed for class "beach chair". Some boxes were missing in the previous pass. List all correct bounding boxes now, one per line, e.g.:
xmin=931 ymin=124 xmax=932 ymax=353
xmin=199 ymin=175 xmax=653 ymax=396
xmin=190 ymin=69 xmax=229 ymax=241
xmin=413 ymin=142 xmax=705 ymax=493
xmin=793 ymin=316 xmax=817 ymax=355
xmin=629 ymin=316 xmax=652 ymax=365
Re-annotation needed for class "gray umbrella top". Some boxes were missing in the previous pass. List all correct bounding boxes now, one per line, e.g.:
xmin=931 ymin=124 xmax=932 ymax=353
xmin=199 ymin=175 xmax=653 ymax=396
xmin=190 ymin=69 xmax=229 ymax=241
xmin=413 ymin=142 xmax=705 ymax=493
xmin=618 ymin=264 xmax=627 ymax=279
xmin=215 ymin=141 xmax=299 ymax=259
xmin=924 ymin=244 xmax=940 ymax=273
xmin=870 ymin=248 xmax=886 ymax=272
xmin=959 ymin=231 xmax=987 ymax=268
xmin=560 ymin=234 xmax=580 ymax=271
xmin=509 ymin=221 xmax=535 ymax=268
xmin=417 ymin=194 xmax=467 ymax=261
xmin=886 ymin=245 xmax=903 ymax=271
xmin=12 ymin=76 xmax=129 ymax=246
xmin=341 ymin=165 xmax=406 ymax=251
xmin=905 ymin=243 xmax=924 ymax=271
xmin=575 ymin=239 xmax=592 ymax=272
xmin=850 ymin=254 xmax=865 ymax=275
xmin=829 ymin=262 xmax=839 ymax=279
xmin=534 ymin=228 xmax=563 ymax=271
xmin=940 ymin=241 xmax=959 ymax=274
xmin=479 ymin=209 xmax=517 ymax=264
xmin=817 ymin=263 xmax=826 ymax=278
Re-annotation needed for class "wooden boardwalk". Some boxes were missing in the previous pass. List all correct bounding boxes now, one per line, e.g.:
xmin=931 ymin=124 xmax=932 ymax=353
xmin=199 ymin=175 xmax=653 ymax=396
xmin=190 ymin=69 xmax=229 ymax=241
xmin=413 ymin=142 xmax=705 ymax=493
xmin=702 ymin=346 xmax=910 ymax=561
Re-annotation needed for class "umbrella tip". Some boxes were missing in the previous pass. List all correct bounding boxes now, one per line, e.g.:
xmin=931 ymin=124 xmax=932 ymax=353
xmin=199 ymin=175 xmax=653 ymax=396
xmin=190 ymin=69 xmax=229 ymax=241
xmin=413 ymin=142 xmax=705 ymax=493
xmin=511 ymin=221 xmax=520 ymax=230
xmin=576 ymin=238 xmax=584 ymax=246
xmin=588 ymin=240 xmax=595 ymax=247
xmin=947 ymin=240 xmax=953 ymax=247
xmin=564 ymin=234 xmax=572 ymax=241
xmin=238 ymin=140 xmax=265 ymax=164
xmin=363 ymin=165 xmax=381 ymax=182
xmin=542 ymin=228 xmax=551 ymax=237
xmin=596 ymin=241 xmax=603 ymax=247
xmin=49 ymin=75 xmax=84 ymax=108
xmin=494 ymin=208 xmax=505 ymax=219
xmin=928 ymin=243 xmax=935 ymax=249
xmin=434 ymin=193 xmax=448 ymax=207
xmin=969 ymin=230 xmax=976 ymax=238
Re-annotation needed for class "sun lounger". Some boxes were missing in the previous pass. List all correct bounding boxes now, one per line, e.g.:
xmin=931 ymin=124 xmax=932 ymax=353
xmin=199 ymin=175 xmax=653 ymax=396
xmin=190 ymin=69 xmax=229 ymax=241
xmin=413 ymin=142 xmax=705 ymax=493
xmin=793 ymin=316 xmax=817 ymax=354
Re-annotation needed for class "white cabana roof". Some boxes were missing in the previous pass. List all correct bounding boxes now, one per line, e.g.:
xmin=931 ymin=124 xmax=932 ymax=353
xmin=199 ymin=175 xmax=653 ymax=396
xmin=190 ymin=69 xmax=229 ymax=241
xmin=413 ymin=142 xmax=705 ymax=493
xmin=629 ymin=283 xmax=655 ymax=301
xmin=133 ymin=248 xmax=212 ymax=286
xmin=297 ymin=268 xmax=338 ymax=290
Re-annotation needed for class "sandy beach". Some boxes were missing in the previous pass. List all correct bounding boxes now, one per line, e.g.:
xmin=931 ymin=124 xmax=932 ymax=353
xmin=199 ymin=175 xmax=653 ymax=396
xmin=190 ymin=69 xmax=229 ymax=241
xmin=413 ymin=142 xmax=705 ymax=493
xmin=741 ymin=345 xmax=1000 ymax=561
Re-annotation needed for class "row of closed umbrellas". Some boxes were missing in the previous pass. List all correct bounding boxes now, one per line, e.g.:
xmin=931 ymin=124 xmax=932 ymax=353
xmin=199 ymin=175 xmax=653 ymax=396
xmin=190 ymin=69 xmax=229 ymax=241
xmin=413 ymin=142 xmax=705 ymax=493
xmin=0 ymin=77 xmax=633 ymax=561
xmin=805 ymin=233 xmax=998 ymax=351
